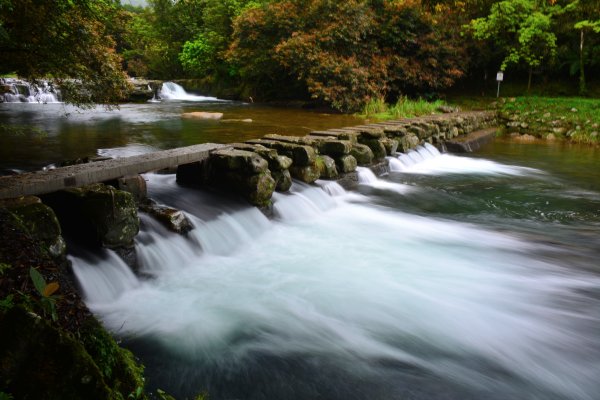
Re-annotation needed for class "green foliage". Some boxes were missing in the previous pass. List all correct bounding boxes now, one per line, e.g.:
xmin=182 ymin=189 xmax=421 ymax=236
xmin=0 ymin=391 xmax=14 ymax=400
xmin=0 ymin=262 xmax=10 ymax=275
xmin=361 ymin=96 xmax=447 ymax=120
xmin=228 ymin=0 xmax=466 ymax=111
xmin=29 ymin=267 xmax=60 ymax=322
xmin=0 ymin=294 xmax=14 ymax=311
xmin=179 ymin=32 xmax=219 ymax=76
xmin=468 ymin=0 xmax=559 ymax=70
xmin=0 ymin=0 xmax=131 ymax=106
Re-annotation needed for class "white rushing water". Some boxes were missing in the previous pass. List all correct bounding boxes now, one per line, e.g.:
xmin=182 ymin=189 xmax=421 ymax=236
xmin=0 ymin=78 xmax=61 ymax=103
xmin=389 ymin=143 xmax=540 ymax=176
xmin=158 ymin=82 xmax=220 ymax=102
xmin=70 ymin=163 xmax=600 ymax=400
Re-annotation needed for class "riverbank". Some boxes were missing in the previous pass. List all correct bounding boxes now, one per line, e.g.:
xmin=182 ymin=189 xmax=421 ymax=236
xmin=496 ymin=96 xmax=600 ymax=144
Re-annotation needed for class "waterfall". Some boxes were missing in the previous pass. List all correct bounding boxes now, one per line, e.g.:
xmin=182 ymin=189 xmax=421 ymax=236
xmin=389 ymin=143 xmax=540 ymax=176
xmin=157 ymin=82 xmax=219 ymax=102
xmin=0 ymin=78 xmax=61 ymax=103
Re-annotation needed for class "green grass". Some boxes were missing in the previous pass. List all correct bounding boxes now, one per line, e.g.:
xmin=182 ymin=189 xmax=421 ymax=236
xmin=360 ymin=96 xmax=447 ymax=120
xmin=499 ymin=96 xmax=600 ymax=143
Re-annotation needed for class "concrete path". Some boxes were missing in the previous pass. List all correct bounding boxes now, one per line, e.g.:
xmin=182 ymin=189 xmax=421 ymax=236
xmin=0 ymin=143 xmax=226 ymax=199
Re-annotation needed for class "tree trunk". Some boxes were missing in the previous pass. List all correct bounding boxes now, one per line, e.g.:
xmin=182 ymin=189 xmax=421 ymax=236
xmin=527 ymin=67 xmax=532 ymax=93
xmin=579 ymin=29 xmax=586 ymax=95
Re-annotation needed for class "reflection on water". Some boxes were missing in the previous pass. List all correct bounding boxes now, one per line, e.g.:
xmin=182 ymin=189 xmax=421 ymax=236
xmin=0 ymin=101 xmax=363 ymax=171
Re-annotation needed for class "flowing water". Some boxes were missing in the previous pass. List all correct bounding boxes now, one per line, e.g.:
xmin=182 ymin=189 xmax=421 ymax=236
xmin=67 ymin=142 xmax=600 ymax=400
xmin=3 ymin=93 xmax=599 ymax=399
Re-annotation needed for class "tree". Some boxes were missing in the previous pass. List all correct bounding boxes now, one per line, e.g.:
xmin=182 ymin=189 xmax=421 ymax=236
xmin=0 ymin=0 xmax=130 ymax=106
xmin=468 ymin=0 xmax=567 ymax=92
xmin=228 ymin=0 xmax=466 ymax=111
xmin=574 ymin=19 xmax=600 ymax=94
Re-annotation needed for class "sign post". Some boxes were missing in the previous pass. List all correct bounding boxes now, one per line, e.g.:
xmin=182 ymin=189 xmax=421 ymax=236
xmin=496 ymin=71 xmax=504 ymax=98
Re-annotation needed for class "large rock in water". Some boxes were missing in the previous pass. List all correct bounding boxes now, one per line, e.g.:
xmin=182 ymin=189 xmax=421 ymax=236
xmin=140 ymin=199 xmax=194 ymax=234
xmin=0 ymin=196 xmax=66 ymax=259
xmin=208 ymin=149 xmax=276 ymax=207
xmin=41 ymin=184 xmax=140 ymax=249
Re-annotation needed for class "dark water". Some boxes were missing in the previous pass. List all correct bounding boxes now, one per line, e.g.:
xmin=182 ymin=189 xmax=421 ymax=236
xmin=3 ymin=101 xmax=599 ymax=400
xmin=0 ymin=101 xmax=363 ymax=171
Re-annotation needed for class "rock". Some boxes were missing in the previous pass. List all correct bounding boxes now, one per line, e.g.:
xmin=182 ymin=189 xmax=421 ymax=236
xmin=41 ymin=183 xmax=140 ymax=249
xmin=380 ymin=137 xmax=399 ymax=155
xmin=335 ymin=154 xmax=358 ymax=173
xmin=310 ymin=129 xmax=359 ymax=144
xmin=359 ymin=138 xmax=387 ymax=160
xmin=181 ymin=111 xmax=223 ymax=119
xmin=140 ymin=199 xmax=194 ymax=234
xmin=514 ymin=134 xmax=536 ymax=142
xmin=342 ymin=126 xmax=385 ymax=139
xmin=272 ymin=169 xmax=292 ymax=192
xmin=350 ymin=143 xmax=374 ymax=165
xmin=218 ymin=170 xmax=276 ymax=207
xmin=591 ymin=132 xmax=598 ymax=138
xmin=552 ymin=127 xmax=567 ymax=135
xmin=289 ymin=160 xmax=320 ymax=183
xmin=210 ymin=148 xmax=268 ymax=175
xmin=231 ymin=143 xmax=292 ymax=171
xmin=315 ymin=139 xmax=353 ymax=156
xmin=543 ymin=112 xmax=551 ymax=118
xmin=570 ymin=108 xmax=578 ymax=113
xmin=0 ymin=196 xmax=66 ymax=259
xmin=114 ymin=174 xmax=147 ymax=204
xmin=315 ymin=155 xmax=338 ymax=179
xmin=247 ymin=139 xmax=316 ymax=166
xmin=546 ymin=133 xmax=556 ymax=141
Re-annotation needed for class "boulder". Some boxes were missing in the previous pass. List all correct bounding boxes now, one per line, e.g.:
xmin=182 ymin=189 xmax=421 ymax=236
xmin=209 ymin=148 xmax=268 ymax=175
xmin=247 ymin=139 xmax=316 ymax=166
xmin=289 ymin=160 xmax=320 ymax=183
xmin=114 ymin=174 xmax=147 ymax=204
xmin=140 ymin=199 xmax=194 ymax=234
xmin=350 ymin=144 xmax=374 ymax=165
xmin=380 ymin=137 xmax=399 ymax=156
xmin=272 ymin=169 xmax=293 ymax=192
xmin=358 ymin=137 xmax=387 ymax=161
xmin=335 ymin=154 xmax=358 ymax=173
xmin=216 ymin=171 xmax=276 ymax=207
xmin=315 ymin=139 xmax=353 ymax=157
xmin=41 ymin=184 xmax=140 ymax=249
xmin=0 ymin=196 xmax=66 ymax=259
xmin=316 ymin=155 xmax=339 ymax=180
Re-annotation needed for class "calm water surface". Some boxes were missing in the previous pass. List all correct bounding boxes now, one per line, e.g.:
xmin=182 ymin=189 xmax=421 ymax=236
xmin=0 ymin=101 xmax=363 ymax=171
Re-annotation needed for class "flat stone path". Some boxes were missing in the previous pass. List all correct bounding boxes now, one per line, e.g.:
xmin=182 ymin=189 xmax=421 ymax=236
xmin=0 ymin=143 xmax=226 ymax=199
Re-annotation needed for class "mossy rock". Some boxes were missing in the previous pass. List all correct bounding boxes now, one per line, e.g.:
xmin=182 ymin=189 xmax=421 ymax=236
xmin=316 ymin=139 xmax=353 ymax=157
xmin=42 ymin=184 xmax=139 ymax=249
xmin=209 ymin=149 xmax=268 ymax=175
xmin=350 ymin=144 xmax=374 ymax=165
xmin=334 ymin=155 xmax=358 ymax=173
xmin=0 ymin=196 xmax=66 ymax=259
xmin=246 ymin=139 xmax=316 ymax=166
xmin=315 ymin=155 xmax=338 ymax=180
xmin=0 ymin=307 xmax=145 ymax=400
xmin=380 ymin=138 xmax=399 ymax=156
xmin=289 ymin=160 xmax=321 ymax=183
xmin=272 ymin=169 xmax=292 ymax=192
xmin=217 ymin=171 xmax=276 ymax=207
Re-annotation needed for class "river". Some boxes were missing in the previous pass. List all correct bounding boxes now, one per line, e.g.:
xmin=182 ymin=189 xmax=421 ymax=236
xmin=2 ymin=96 xmax=599 ymax=400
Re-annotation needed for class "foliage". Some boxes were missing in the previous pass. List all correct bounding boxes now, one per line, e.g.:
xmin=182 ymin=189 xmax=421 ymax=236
xmin=361 ymin=96 xmax=447 ymax=120
xmin=29 ymin=267 xmax=60 ymax=322
xmin=228 ymin=0 xmax=466 ymax=111
xmin=0 ymin=0 xmax=131 ymax=106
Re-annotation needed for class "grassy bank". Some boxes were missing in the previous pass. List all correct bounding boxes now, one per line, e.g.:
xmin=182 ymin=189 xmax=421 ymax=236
xmin=360 ymin=97 xmax=448 ymax=120
xmin=497 ymin=96 xmax=600 ymax=144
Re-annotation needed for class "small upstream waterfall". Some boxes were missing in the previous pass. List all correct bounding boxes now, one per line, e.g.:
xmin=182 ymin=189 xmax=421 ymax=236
xmin=69 ymin=155 xmax=600 ymax=400
xmin=0 ymin=78 xmax=61 ymax=103
xmin=157 ymin=81 xmax=219 ymax=102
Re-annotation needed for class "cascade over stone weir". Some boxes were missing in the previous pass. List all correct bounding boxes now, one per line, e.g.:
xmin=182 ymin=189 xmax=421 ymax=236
xmin=0 ymin=110 xmax=496 ymax=253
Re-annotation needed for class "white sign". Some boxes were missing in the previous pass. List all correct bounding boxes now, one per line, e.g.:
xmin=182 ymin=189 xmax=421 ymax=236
xmin=496 ymin=72 xmax=504 ymax=82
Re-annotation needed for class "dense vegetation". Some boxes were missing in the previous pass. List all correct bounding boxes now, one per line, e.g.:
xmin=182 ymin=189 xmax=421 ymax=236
xmin=1 ymin=0 xmax=599 ymax=109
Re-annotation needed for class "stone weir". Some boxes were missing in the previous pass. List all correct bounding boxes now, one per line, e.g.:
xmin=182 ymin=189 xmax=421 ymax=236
xmin=0 ymin=111 xmax=495 ymax=259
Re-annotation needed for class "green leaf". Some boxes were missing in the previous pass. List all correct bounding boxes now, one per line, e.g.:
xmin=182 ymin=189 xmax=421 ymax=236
xmin=29 ymin=267 xmax=47 ymax=295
